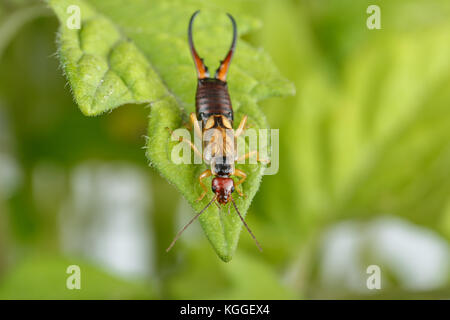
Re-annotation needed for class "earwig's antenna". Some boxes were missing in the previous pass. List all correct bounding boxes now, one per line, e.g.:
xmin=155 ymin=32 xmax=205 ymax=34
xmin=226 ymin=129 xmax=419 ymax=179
xmin=230 ymin=196 xmax=262 ymax=252
xmin=215 ymin=13 xmax=237 ymax=82
xmin=188 ymin=10 xmax=209 ymax=79
xmin=166 ymin=195 xmax=217 ymax=252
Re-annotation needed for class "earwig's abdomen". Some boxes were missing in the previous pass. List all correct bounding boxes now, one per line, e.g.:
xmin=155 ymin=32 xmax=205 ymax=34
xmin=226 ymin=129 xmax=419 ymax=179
xmin=196 ymin=78 xmax=233 ymax=124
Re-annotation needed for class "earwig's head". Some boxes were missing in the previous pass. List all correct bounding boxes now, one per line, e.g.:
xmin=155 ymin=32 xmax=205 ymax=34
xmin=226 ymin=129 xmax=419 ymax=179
xmin=212 ymin=177 xmax=235 ymax=204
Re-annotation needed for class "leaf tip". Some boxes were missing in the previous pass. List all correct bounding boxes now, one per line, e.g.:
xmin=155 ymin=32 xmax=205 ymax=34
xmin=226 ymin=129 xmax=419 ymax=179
xmin=219 ymin=255 xmax=233 ymax=263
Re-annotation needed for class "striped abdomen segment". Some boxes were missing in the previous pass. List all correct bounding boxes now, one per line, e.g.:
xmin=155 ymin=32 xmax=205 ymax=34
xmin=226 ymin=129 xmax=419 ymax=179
xmin=196 ymin=78 xmax=233 ymax=123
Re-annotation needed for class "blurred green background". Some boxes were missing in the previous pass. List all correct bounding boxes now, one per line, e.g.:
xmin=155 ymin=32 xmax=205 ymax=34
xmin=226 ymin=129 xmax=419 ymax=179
xmin=0 ymin=0 xmax=449 ymax=299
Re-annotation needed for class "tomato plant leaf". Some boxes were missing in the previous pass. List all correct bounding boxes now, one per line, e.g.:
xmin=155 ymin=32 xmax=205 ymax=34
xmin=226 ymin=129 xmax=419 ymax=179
xmin=48 ymin=0 xmax=294 ymax=261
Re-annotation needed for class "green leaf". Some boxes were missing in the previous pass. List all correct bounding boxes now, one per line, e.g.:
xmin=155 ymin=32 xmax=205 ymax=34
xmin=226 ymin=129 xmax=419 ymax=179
xmin=277 ymin=0 xmax=450 ymax=238
xmin=331 ymin=29 xmax=450 ymax=230
xmin=48 ymin=0 xmax=294 ymax=261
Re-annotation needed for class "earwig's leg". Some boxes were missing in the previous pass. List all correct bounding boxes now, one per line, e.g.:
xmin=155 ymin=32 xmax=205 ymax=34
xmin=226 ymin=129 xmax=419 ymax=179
xmin=189 ymin=11 xmax=209 ymax=79
xmin=236 ymin=150 xmax=270 ymax=164
xmin=196 ymin=169 xmax=212 ymax=202
xmin=166 ymin=127 xmax=203 ymax=160
xmin=215 ymin=14 xmax=237 ymax=82
xmin=181 ymin=137 xmax=203 ymax=160
xmin=234 ymin=115 xmax=247 ymax=138
xmin=234 ymin=168 xmax=247 ymax=186
xmin=190 ymin=112 xmax=203 ymax=139
xmin=233 ymin=168 xmax=247 ymax=198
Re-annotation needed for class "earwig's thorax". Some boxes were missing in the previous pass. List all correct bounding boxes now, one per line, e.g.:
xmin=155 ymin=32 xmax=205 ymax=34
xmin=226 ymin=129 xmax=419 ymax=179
xmin=211 ymin=155 xmax=235 ymax=177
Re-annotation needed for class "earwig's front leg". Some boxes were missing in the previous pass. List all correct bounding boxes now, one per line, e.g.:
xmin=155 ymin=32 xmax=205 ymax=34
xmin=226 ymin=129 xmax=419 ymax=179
xmin=234 ymin=115 xmax=269 ymax=164
xmin=233 ymin=168 xmax=247 ymax=198
xmin=234 ymin=115 xmax=248 ymax=138
xmin=236 ymin=150 xmax=270 ymax=164
xmin=196 ymin=169 xmax=212 ymax=202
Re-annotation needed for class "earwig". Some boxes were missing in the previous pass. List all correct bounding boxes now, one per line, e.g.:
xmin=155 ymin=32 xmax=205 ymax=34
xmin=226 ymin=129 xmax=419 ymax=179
xmin=167 ymin=11 xmax=268 ymax=253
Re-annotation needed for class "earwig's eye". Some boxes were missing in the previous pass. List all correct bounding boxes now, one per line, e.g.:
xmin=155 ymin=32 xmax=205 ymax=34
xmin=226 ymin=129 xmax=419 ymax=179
xmin=231 ymin=186 xmax=235 ymax=193
xmin=212 ymin=185 xmax=217 ymax=192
